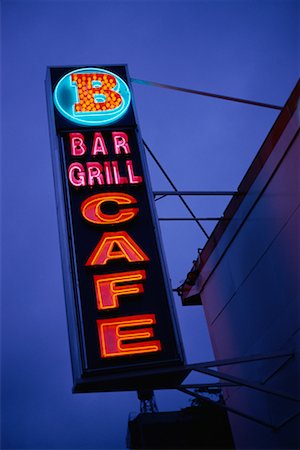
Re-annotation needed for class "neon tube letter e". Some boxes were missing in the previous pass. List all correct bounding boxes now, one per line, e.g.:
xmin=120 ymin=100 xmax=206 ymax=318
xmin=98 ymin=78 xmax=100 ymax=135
xmin=97 ymin=314 xmax=161 ymax=357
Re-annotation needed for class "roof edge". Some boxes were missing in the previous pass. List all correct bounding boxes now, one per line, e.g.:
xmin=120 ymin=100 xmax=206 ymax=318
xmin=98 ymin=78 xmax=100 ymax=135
xmin=180 ymin=79 xmax=300 ymax=306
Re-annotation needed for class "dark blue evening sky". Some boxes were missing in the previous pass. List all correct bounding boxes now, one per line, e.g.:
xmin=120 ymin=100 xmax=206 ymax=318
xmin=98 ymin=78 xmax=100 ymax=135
xmin=1 ymin=0 xmax=299 ymax=448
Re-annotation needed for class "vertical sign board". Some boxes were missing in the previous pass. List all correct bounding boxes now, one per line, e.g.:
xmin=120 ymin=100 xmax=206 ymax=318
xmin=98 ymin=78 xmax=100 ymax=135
xmin=46 ymin=66 xmax=186 ymax=392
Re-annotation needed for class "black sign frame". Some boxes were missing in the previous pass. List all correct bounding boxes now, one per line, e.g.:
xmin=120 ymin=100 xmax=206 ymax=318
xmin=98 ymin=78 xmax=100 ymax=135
xmin=46 ymin=65 xmax=186 ymax=392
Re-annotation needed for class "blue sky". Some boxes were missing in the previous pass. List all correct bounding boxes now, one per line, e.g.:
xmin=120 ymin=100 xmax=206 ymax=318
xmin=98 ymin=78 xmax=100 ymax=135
xmin=1 ymin=0 xmax=299 ymax=448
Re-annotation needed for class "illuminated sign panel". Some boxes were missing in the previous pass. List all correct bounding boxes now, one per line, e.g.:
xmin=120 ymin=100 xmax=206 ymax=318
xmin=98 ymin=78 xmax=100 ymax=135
xmin=53 ymin=68 xmax=131 ymax=126
xmin=46 ymin=66 xmax=185 ymax=392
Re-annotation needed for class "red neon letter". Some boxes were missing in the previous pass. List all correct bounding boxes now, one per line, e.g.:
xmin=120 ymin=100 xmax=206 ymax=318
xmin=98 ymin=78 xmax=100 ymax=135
xmin=92 ymin=133 xmax=108 ymax=156
xmin=70 ymin=133 xmax=86 ymax=156
xmin=97 ymin=314 xmax=161 ymax=357
xmin=112 ymin=132 xmax=131 ymax=154
xmin=81 ymin=192 xmax=139 ymax=225
xmin=94 ymin=270 xmax=146 ymax=310
xmin=103 ymin=162 xmax=113 ymax=185
xmin=86 ymin=231 xmax=149 ymax=266
xmin=71 ymin=73 xmax=122 ymax=112
xmin=126 ymin=160 xmax=143 ymax=184
xmin=87 ymin=162 xmax=104 ymax=186
xmin=68 ymin=163 xmax=86 ymax=187
xmin=111 ymin=161 xmax=128 ymax=184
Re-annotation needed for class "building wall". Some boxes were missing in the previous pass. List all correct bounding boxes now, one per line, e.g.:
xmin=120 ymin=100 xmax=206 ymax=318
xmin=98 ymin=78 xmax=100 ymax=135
xmin=198 ymin=86 xmax=299 ymax=449
xmin=127 ymin=406 xmax=234 ymax=449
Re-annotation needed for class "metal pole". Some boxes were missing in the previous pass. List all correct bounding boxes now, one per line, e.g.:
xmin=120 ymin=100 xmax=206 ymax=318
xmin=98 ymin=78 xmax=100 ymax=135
xmin=159 ymin=217 xmax=223 ymax=221
xmin=132 ymin=78 xmax=284 ymax=111
xmin=195 ymin=367 xmax=300 ymax=403
xmin=143 ymin=140 xmax=209 ymax=238
xmin=154 ymin=190 xmax=238 ymax=196
xmin=190 ymin=352 xmax=294 ymax=369
xmin=178 ymin=387 xmax=277 ymax=429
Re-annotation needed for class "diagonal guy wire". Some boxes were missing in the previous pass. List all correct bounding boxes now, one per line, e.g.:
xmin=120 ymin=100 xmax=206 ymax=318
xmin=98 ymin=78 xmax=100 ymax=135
xmin=132 ymin=78 xmax=283 ymax=110
xmin=142 ymin=139 xmax=209 ymax=239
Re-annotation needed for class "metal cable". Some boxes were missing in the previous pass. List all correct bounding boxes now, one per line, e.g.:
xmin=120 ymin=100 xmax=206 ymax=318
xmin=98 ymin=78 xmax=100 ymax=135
xmin=132 ymin=78 xmax=283 ymax=110
xmin=142 ymin=139 xmax=210 ymax=239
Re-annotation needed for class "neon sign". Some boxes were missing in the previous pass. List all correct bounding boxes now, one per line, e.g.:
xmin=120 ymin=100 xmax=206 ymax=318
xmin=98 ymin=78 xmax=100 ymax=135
xmin=46 ymin=65 xmax=185 ymax=392
xmin=97 ymin=315 xmax=161 ymax=358
xmin=53 ymin=68 xmax=131 ymax=126
xmin=81 ymin=193 xmax=139 ymax=225
xmin=93 ymin=270 xmax=146 ymax=310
